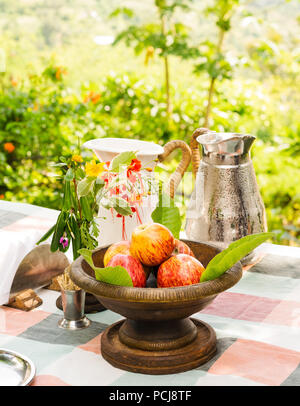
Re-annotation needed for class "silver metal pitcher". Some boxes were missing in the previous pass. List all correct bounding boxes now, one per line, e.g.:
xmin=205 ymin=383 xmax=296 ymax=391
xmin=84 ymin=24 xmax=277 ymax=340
xmin=185 ymin=128 xmax=267 ymax=264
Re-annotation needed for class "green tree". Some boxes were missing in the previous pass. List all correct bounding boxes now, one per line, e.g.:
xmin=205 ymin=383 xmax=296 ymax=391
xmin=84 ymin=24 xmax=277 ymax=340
xmin=111 ymin=0 xmax=199 ymax=121
xmin=194 ymin=0 xmax=239 ymax=127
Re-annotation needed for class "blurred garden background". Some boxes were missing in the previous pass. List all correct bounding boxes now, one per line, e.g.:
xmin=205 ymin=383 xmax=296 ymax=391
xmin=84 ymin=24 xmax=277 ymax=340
xmin=0 ymin=0 xmax=299 ymax=245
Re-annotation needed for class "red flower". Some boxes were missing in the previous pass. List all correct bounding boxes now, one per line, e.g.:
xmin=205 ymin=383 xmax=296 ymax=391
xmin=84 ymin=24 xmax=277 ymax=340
xmin=84 ymin=91 xmax=101 ymax=104
xmin=55 ymin=67 xmax=67 ymax=80
xmin=4 ymin=142 xmax=15 ymax=153
xmin=110 ymin=186 xmax=120 ymax=196
xmin=128 ymin=159 xmax=142 ymax=172
xmin=127 ymin=158 xmax=142 ymax=179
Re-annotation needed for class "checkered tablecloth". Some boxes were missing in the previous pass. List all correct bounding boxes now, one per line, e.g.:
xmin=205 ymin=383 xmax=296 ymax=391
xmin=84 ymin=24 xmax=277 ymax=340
xmin=0 ymin=201 xmax=300 ymax=386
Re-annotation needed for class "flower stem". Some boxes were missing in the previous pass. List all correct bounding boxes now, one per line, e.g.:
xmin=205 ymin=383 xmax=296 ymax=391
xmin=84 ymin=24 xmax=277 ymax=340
xmin=73 ymin=176 xmax=82 ymax=222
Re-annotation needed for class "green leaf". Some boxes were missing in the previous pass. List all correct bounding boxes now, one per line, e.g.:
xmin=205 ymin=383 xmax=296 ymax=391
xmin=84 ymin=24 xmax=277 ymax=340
xmin=80 ymin=196 xmax=93 ymax=221
xmin=200 ymin=232 xmax=274 ymax=283
xmin=80 ymin=221 xmax=98 ymax=250
xmin=69 ymin=215 xmax=81 ymax=260
xmin=50 ymin=211 xmax=67 ymax=252
xmin=77 ymin=176 xmax=96 ymax=197
xmin=109 ymin=7 xmax=134 ymax=19
xmin=93 ymin=178 xmax=105 ymax=196
xmin=36 ymin=224 xmax=56 ymax=245
xmin=78 ymin=248 xmax=133 ymax=287
xmin=65 ymin=168 xmax=74 ymax=181
xmin=110 ymin=151 xmax=136 ymax=172
xmin=91 ymin=218 xmax=100 ymax=239
xmin=62 ymin=180 xmax=72 ymax=210
xmin=103 ymin=196 xmax=133 ymax=216
xmin=75 ymin=167 xmax=86 ymax=180
xmin=151 ymin=192 xmax=181 ymax=238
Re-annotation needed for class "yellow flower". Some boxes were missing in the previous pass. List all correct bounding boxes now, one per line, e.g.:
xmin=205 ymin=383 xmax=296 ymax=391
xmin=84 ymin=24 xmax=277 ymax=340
xmin=85 ymin=160 xmax=105 ymax=177
xmin=144 ymin=46 xmax=155 ymax=66
xmin=72 ymin=154 xmax=83 ymax=163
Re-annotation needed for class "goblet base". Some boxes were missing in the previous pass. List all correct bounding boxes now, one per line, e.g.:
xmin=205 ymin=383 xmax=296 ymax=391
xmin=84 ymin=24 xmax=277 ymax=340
xmin=58 ymin=316 xmax=91 ymax=330
xmin=101 ymin=318 xmax=217 ymax=375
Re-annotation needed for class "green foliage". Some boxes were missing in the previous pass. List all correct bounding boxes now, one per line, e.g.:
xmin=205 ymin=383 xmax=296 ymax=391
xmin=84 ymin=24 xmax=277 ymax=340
xmin=110 ymin=151 xmax=137 ymax=172
xmin=253 ymin=143 xmax=300 ymax=245
xmin=200 ymin=232 xmax=274 ymax=282
xmin=102 ymin=196 xmax=133 ymax=216
xmin=194 ymin=45 xmax=234 ymax=80
xmin=77 ymin=177 xmax=97 ymax=197
xmin=78 ymin=248 xmax=133 ymax=287
xmin=111 ymin=0 xmax=198 ymax=115
xmin=36 ymin=154 xmax=100 ymax=259
xmin=109 ymin=7 xmax=135 ymax=19
xmin=151 ymin=187 xmax=182 ymax=238
xmin=1 ymin=65 xmax=299 ymax=246
xmin=80 ymin=221 xmax=98 ymax=251
xmin=205 ymin=0 xmax=240 ymax=32
xmin=0 ymin=71 xmax=75 ymax=208
xmin=0 ymin=0 xmax=299 ymax=248
xmin=154 ymin=0 xmax=192 ymax=15
xmin=114 ymin=23 xmax=199 ymax=59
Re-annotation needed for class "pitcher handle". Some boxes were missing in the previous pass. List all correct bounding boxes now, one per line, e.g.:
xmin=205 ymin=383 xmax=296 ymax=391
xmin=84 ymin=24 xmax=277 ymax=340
xmin=158 ymin=140 xmax=191 ymax=199
xmin=190 ymin=127 xmax=210 ymax=177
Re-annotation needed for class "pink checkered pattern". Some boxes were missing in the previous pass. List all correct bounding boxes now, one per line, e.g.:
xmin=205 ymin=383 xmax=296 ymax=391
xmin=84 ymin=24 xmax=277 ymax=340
xmin=0 ymin=200 xmax=299 ymax=386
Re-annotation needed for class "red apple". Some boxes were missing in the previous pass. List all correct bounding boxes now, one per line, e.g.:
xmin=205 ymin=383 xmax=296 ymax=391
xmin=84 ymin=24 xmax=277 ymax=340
xmin=172 ymin=239 xmax=195 ymax=257
xmin=130 ymin=223 xmax=175 ymax=266
xmin=107 ymin=254 xmax=146 ymax=287
xmin=157 ymin=254 xmax=205 ymax=288
xmin=103 ymin=241 xmax=130 ymax=267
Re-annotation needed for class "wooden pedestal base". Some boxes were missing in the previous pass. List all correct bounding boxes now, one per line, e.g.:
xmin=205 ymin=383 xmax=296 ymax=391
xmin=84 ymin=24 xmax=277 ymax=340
xmin=101 ymin=318 xmax=217 ymax=375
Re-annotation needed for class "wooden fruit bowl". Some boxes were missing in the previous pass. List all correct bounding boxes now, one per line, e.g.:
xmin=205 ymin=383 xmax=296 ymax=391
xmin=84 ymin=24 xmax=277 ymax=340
xmin=70 ymin=240 xmax=242 ymax=375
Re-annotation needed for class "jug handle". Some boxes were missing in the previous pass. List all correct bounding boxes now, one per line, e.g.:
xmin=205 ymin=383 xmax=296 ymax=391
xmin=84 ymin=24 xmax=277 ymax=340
xmin=158 ymin=140 xmax=191 ymax=199
xmin=190 ymin=127 xmax=210 ymax=177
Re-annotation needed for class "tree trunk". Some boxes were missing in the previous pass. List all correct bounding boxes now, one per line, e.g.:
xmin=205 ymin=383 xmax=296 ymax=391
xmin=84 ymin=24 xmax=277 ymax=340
xmin=204 ymin=77 xmax=216 ymax=128
xmin=164 ymin=54 xmax=171 ymax=117
xmin=161 ymin=14 xmax=172 ymax=119
xmin=204 ymin=30 xmax=225 ymax=128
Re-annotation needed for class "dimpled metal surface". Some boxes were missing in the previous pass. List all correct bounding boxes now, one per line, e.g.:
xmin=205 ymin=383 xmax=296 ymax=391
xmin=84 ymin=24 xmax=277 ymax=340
xmin=185 ymin=132 xmax=267 ymax=263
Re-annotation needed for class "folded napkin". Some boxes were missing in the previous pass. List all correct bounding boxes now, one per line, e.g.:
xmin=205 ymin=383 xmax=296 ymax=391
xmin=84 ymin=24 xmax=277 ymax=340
xmin=0 ymin=201 xmax=72 ymax=305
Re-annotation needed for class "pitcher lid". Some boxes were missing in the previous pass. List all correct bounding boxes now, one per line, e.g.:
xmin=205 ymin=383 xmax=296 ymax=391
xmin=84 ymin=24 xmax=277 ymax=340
xmin=197 ymin=131 xmax=255 ymax=155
